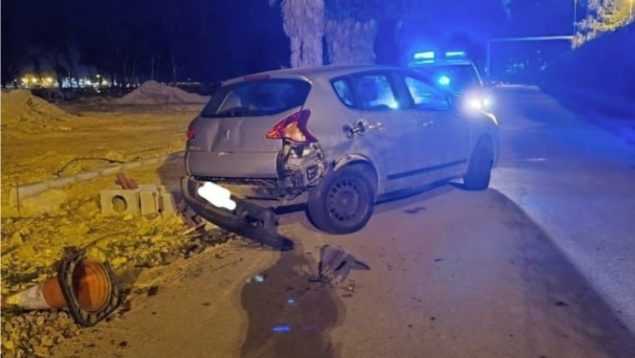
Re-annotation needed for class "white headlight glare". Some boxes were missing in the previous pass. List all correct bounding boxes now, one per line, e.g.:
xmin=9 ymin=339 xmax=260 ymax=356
xmin=466 ymin=97 xmax=483 ymax=111
xmin=482 ymin=96 xmax=493 ymax=109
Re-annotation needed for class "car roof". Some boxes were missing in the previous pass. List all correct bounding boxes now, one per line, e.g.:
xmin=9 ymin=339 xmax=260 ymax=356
xmin=222 ymin=64 xmax=402 ymax=85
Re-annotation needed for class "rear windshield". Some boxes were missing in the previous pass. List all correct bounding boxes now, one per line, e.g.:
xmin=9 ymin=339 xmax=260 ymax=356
xmin=201 ymin=79 xmax=311 ymax=117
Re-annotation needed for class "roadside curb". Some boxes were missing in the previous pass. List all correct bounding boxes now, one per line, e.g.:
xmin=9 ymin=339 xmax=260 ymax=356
xmin=8 ymin=152 xmax=184 ymax=211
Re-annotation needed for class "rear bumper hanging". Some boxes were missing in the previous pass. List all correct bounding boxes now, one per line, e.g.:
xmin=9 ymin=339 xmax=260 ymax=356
xmin=181 ymin=177 xmax=293 ymax=251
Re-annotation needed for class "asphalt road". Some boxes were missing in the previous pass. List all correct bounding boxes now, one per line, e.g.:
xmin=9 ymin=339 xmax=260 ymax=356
xmin=53 ymin=87 xmax=635 ymax=358
xmin=491 ymin=86 xmax=635 ymax=333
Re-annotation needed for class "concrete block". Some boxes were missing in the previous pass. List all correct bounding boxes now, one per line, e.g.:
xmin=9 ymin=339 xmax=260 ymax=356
xmin=138 ymin=184 xmax=159 ymax=191
xmin=100 ymin=189 xmax=140 ymax=215
xmin=139 ymin=190 xmax=160 ymax=216
xmin=159 ymin=191 xmax=178 ymax=216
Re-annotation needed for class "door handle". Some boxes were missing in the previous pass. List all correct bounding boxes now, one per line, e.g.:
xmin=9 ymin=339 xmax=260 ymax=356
xmin=343 ymin=120 xmax=367 ymax=138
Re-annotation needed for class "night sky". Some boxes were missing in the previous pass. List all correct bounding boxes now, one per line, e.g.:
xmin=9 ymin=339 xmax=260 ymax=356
xmin=1 ymin=0 xmax=577 ymax=85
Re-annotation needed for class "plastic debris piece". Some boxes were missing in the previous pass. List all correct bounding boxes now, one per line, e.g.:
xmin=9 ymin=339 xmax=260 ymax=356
xmin=316 ymin=245 xmax=370 ymax=284
xmin=254 ymin=275 xmax=265 ymax=283
xmin=287 ymin=298 xmax=296 ymax=304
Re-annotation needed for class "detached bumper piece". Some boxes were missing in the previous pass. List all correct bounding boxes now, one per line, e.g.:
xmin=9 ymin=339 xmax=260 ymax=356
xmin=181 ymin=177 xmax=294 ymax=251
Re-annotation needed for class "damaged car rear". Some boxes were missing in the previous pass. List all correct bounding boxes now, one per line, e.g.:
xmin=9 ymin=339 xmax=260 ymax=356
xmin=182 ymin=65 xmax=499 ymax=236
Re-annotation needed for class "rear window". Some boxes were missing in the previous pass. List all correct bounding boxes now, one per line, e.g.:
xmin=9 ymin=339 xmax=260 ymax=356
xmin=201 ymin=79 xmax=310 ymax=117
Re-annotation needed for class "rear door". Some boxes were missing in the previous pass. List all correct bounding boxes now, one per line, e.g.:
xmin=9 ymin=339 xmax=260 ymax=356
xmin=186 ymin=78 xmax=311 ymax=178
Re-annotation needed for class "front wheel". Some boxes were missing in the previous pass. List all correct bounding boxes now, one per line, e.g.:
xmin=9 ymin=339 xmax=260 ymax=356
xmin=463 ymin=138 xmax=494 ymax=191
xmin=307 ymin=164 xmax=375 ymax=234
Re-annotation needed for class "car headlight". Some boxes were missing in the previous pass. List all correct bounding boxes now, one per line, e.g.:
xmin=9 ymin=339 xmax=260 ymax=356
xmin=464 ymin=95 xmax=493 ymax=113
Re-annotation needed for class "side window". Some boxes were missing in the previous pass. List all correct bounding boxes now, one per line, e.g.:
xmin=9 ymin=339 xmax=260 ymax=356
xmin=404 ymin=76 xmax=442 ymax=107
xmin=351 ymin=73 xmax=399 ymax=111
xmin=332 ymin=79 xmax=354 ymax=107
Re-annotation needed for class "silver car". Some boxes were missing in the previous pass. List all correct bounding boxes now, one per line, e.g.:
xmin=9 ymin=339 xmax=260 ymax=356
xmin=182 ymin=65 xmax=499 ymax=234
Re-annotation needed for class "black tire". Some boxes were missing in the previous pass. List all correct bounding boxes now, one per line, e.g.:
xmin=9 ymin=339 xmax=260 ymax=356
xmin=463 ymin=138 xmax=494 ymax=191
xmin=307 ymin=164 xmax=375 ymax=234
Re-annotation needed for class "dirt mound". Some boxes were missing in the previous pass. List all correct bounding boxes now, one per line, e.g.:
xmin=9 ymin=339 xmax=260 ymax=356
xmin=1 ymin=90 xmax=73 ymax=132
xmin=115 ymin=81 xmax=209 ymax=105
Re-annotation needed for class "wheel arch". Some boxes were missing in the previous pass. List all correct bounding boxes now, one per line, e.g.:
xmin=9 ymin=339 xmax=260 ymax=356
xmin=332 ymin=154 xmax=381 ymax=198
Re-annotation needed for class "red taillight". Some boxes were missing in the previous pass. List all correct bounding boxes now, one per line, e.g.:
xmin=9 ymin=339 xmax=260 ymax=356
xmin=186 ymin=127 xmax=196 ymax=141
xmin=265 ymin=109 xmax=316 ymax=143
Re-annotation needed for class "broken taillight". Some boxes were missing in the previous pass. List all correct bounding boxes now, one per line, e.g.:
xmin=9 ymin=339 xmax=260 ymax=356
xmin=265 ymin=109 xmax=316 ymax=143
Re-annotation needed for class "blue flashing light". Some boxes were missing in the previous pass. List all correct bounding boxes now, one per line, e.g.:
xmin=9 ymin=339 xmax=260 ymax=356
xmin=438 ymin=75 xmax=451 ymax=86
xmin=413 ymin=51 xmax=435 ymax=61
xmin=445 ymin=51 xmax=466 ymax=58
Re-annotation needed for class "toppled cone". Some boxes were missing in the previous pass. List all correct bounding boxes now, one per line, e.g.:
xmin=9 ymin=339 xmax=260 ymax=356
xmin=4 ymin=247 xmax=122 ymax=327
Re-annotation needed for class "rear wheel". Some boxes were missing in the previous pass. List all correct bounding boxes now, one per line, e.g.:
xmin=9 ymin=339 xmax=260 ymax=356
xmin=307 ymin=164 xmax=375 ymax=234
xmin=463 ymin=138 xmax=494 ymax=191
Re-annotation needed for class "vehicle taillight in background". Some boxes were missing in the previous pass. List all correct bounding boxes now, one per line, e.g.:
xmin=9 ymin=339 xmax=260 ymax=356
xmin=265 ymin=109 xmax=316 ymax=143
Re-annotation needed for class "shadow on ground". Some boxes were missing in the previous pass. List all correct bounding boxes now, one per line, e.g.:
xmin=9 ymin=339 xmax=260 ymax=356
xmin=239 ymin=241 xmax=341 ymax=358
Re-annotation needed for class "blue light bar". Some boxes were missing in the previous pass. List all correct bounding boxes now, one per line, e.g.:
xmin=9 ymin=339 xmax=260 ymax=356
xmin=445 ymin=51 xmax=466 ymax=58
xmin=413 ymin=51 xmax=435 ymax=60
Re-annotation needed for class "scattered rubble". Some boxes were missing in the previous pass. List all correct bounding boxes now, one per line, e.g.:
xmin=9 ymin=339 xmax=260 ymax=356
xmin=1 ymin=90 xmax=73 ymax=133
xmin=115 ymin=81 xmax=208 ymax=105
xmin=1 ymin=194 xmax=232 ymax=357
xmin=1 ymin=310 xmax=81 ymax=357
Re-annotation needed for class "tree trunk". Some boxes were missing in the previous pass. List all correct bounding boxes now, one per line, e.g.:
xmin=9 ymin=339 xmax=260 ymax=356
xmin=281 ymin=0 xmax=325 ymax=68
xmin=325 ymin=18 xmax=377 ymax=65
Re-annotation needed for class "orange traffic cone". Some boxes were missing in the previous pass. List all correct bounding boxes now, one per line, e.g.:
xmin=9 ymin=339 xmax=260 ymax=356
xmin=5 ymin=261 xmax=113 ymax=313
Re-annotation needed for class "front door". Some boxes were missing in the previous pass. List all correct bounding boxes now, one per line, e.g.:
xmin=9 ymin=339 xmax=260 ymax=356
xmin=395 ymin=72 xmax=470 ymax=183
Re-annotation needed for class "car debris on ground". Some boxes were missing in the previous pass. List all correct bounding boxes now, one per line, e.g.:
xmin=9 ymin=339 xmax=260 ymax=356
xmin=314 ymin=245 xmax=370 ymax=284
